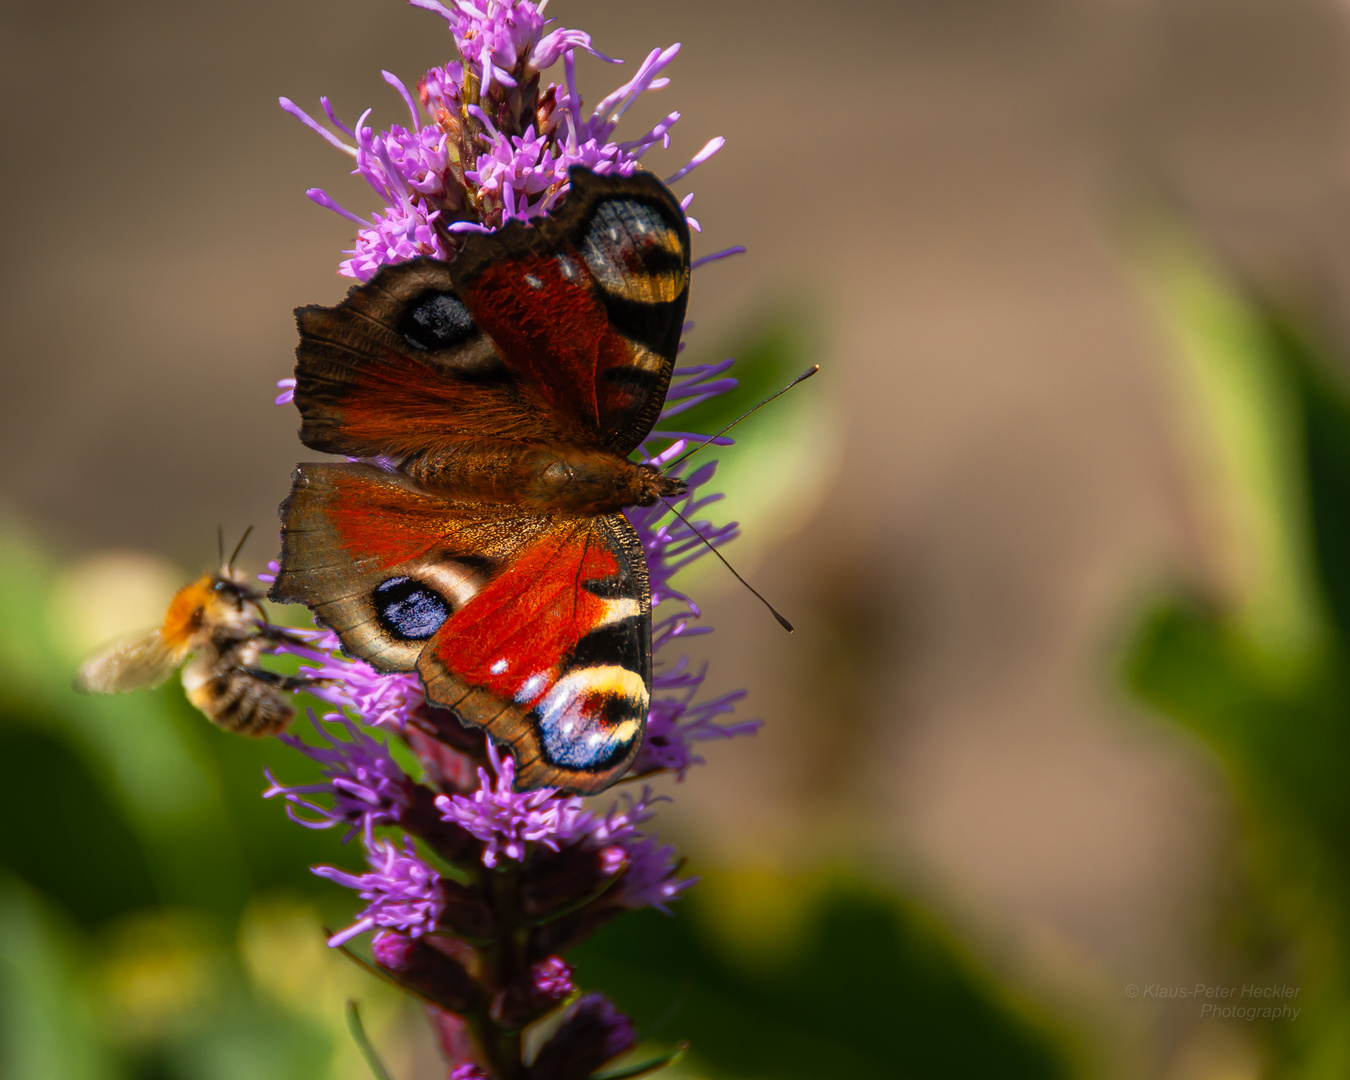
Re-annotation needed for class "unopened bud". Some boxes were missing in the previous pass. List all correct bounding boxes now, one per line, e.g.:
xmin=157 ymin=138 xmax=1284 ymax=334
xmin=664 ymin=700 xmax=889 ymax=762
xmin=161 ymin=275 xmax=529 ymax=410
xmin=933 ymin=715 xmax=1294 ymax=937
xmin=526 ymin=994 xmax=636 ymax=1080
xmin=489 ymin=956 xmax=576 ymax=1031
xmin=522 ymin=845 xmax=625 ymax=919
xmin=373 ymin=932 xmax=477 ymax=1013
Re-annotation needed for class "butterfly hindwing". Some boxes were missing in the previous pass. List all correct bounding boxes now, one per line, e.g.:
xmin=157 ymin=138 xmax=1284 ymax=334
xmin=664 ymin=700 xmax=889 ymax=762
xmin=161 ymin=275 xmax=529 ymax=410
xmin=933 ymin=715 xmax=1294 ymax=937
xmin=270 ymin=463 xmax=650 ymax=792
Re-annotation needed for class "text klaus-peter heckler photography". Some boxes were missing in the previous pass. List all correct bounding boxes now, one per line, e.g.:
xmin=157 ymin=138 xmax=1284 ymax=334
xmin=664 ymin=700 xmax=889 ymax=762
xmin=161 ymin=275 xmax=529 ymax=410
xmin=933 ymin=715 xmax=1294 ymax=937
xmin=1125 ymin=984 xmax=1302 ymax=1020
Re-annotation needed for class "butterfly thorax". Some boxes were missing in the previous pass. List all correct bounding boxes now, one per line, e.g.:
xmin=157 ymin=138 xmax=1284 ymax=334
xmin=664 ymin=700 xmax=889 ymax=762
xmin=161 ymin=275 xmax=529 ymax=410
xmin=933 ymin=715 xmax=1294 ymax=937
xmin=404 ymin=441 xmax=686 ymax=515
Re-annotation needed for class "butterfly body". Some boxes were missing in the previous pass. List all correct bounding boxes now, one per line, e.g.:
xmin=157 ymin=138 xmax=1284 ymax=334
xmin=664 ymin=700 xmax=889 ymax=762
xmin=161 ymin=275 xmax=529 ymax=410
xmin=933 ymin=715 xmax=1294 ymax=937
xmin=272 ymin=168 xmax=692 ymax=793
xmin=398 ymin=440 xmax=684 ymax=514
xmin=77 ymin=566 xmax=309 ymax=736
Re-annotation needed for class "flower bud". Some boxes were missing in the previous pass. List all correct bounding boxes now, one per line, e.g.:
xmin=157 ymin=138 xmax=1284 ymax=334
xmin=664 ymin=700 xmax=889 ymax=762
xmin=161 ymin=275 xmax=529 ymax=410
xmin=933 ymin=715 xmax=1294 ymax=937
xmin=489 ymin=956 xmax=576 ymax=1031
xmin=521 ymin=845 xmax=626 ymax=920
xmin=373 ymin=932 xmax=478 ymax=1013
xmin=526 ymin=994 xmax=636 ymax=1080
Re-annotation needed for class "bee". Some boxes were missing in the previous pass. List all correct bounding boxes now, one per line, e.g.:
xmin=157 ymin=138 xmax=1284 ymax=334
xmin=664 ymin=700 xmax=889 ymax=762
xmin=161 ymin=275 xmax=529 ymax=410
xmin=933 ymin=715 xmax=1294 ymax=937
xmin=75 ymin=529 xmax=315 ymax=735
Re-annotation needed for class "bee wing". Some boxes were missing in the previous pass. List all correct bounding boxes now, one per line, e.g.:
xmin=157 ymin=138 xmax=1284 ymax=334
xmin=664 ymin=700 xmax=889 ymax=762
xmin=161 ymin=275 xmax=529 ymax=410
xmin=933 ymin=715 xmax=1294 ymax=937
xmin=75 ymin=632 xmax=182 ymax=694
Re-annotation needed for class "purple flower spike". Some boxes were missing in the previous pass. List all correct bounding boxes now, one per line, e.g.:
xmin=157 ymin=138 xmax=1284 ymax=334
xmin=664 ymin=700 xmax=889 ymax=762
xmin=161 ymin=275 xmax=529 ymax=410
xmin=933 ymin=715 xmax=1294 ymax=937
xmin=436 ymin=742 xmax=586 ymax=868
xmin=276 ymin=636 xmax=424 ymax=732
xmin=264 ymin=711 xmax=411 ymax=842
xmin=316 ymin=837 xmax=443 ymax=946
xmin=283 ymin=0 xmax=723 ymax=279
xmin=266 ymin=0 xmax=779 ymax=1069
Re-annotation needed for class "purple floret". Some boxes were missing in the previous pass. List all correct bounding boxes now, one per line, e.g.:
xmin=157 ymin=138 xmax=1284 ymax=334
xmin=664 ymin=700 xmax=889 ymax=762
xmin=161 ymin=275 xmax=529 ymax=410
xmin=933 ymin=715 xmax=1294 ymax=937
xmin=613 ymin=835 xmax=696 ymax=915
xmin=264 ymin=711 xmax=410 ymax=843
xmin=436 ymin=742 xmax=586 ymax=867
xmin=316 ymin=837 xmax=444 ymax=946
xmin=532 ymin=956 xmax=575 ymax=998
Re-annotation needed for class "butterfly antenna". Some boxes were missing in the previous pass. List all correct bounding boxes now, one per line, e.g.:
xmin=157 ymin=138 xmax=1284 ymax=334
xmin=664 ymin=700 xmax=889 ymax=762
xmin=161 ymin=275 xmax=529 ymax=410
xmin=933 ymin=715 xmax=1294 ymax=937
xmin=659 ymin=365 xmax=819 ymax=476
xmin=659 ymin=498 xmax=794 ymax=632
xmin=227 ymin=525 xmax=254 ymax=572
xmin=217 ymin=525 xmax=225 ymax=566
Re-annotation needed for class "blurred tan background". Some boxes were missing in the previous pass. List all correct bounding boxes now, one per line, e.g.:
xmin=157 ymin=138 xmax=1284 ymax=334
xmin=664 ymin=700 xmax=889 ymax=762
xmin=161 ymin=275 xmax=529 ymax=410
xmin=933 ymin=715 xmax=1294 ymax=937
xmin=7 ymin=0 xmax=1350 ymax=1075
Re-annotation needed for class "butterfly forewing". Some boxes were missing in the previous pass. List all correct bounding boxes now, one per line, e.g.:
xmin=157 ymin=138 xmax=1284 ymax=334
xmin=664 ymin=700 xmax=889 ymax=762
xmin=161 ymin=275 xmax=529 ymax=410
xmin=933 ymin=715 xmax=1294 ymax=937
xmin=292 ymin=264 xmax=549 ymax=462
xmin=290 ymin=168 xmax=689 ymax=463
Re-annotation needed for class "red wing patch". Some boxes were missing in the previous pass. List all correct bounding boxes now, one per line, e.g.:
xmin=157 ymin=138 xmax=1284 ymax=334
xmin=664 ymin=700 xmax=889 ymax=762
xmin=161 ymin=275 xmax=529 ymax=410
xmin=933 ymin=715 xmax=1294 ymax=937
xmin=457 ymin=250 xmax=609 ymax=429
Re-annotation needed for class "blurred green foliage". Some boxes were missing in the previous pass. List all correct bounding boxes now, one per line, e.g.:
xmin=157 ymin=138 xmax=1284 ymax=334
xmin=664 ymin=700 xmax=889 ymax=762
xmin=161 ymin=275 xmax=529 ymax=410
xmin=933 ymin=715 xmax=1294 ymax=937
xmin=661 ymin=307 xmax=841 ymax=579
xmin=1125 ymin=242 xmax=1350 ymax=1079
xmin=661 ymin=310 xmax=819 ymax=445
xmin=576 ymin=882 xmax=1072 ymax=1080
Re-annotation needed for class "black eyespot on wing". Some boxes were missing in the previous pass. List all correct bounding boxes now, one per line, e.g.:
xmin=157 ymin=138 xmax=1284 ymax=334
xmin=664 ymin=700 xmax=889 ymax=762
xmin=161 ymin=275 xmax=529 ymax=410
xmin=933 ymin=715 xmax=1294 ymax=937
xmin=374 ymin=577 xmax=450 ymax=640
xmin=400 ymin=290 xmax=477 ymax=351
xmin=565 ymin=616 xmax=646 ymax=673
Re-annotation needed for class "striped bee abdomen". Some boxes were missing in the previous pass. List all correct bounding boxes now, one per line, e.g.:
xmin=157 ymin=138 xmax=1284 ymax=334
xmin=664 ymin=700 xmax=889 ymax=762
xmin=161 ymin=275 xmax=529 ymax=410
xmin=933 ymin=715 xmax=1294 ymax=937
xmin=181 ymin=656 xmax=295 ymax=736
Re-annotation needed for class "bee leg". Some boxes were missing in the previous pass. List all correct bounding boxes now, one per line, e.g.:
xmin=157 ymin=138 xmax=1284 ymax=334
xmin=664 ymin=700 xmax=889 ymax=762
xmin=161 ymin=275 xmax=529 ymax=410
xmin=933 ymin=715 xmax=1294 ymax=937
xmin=252 ymin=625 xmax=316 ymax=649
xmin=241 ymin=667 xmax=335 ymax=691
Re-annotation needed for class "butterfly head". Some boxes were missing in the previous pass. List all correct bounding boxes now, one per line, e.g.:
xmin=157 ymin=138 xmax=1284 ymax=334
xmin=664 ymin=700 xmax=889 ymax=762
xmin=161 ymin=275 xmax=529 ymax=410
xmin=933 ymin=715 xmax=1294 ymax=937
xmin=632 ymin=463 xmax=687 ymax=507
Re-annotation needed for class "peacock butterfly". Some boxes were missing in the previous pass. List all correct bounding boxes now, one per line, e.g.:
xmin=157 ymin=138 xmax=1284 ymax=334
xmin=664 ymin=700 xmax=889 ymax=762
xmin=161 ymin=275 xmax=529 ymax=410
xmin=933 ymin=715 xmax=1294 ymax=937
xmin=270 ymin=166 xmax=693 ymax=794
